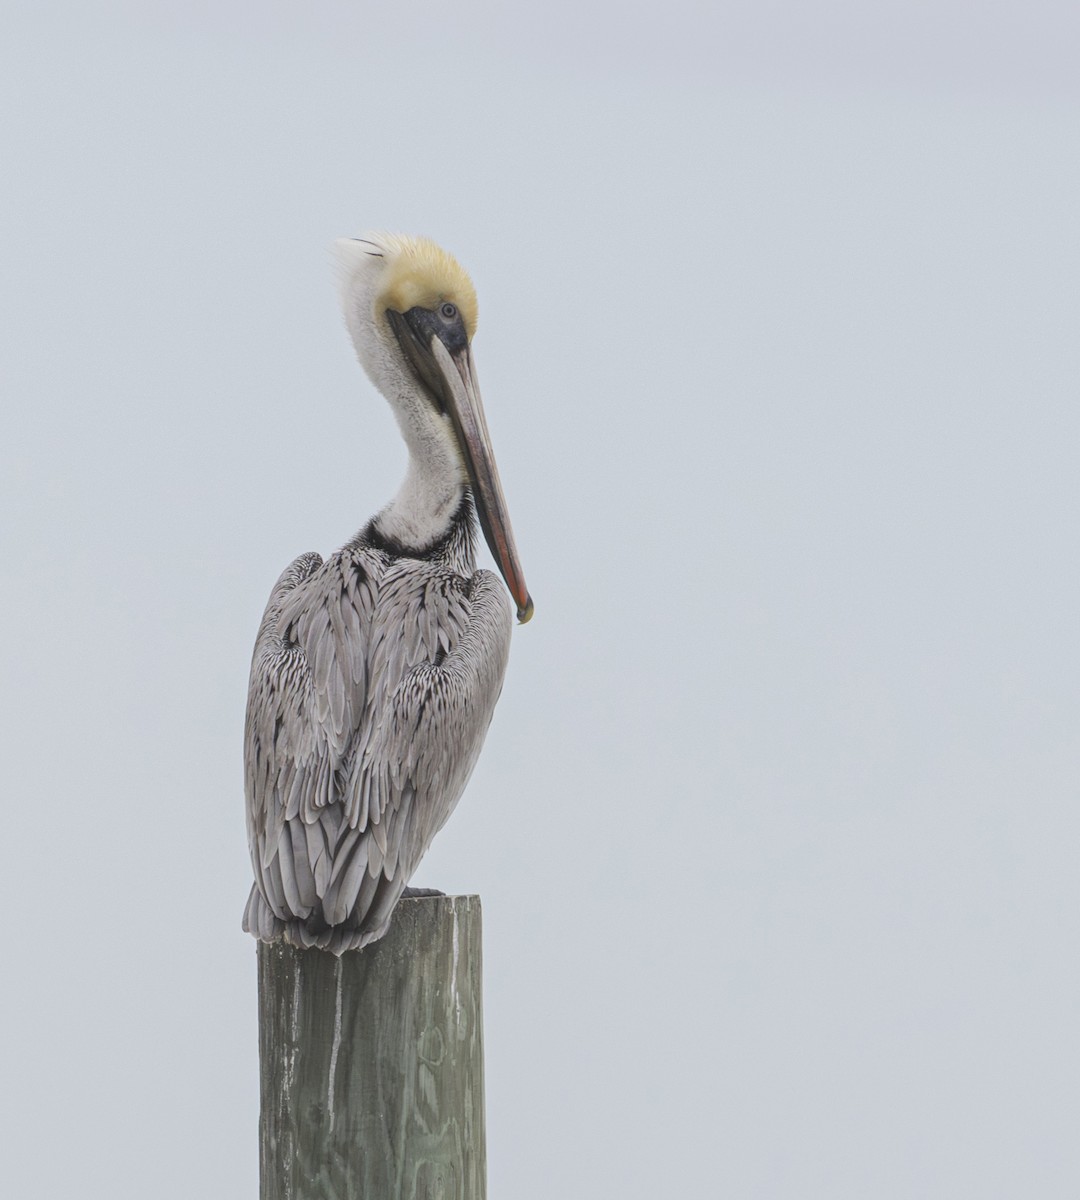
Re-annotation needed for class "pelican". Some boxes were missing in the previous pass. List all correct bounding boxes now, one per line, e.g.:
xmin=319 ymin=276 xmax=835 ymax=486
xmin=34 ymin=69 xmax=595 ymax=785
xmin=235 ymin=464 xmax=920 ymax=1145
xmin=243 ymin=233 xmax=532 ymax=955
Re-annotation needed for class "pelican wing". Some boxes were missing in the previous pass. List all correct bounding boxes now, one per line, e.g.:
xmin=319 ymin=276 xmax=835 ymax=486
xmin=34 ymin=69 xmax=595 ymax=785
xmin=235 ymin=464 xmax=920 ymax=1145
xmin=243 ymin=551 xmax=371 ymax=922
xmin=338 ymin=569 xmax=512 ymax=902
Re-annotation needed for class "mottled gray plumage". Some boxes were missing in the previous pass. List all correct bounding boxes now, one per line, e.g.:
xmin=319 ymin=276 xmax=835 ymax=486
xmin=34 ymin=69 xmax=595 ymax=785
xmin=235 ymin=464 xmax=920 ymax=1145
xmin=244 ymin=501 xmax=512 ymax=954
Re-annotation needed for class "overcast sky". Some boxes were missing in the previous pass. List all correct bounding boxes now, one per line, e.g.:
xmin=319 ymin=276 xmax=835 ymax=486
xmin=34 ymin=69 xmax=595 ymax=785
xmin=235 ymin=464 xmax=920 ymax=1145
xmin=2 ymin=3 xmax=1078 ymax=1197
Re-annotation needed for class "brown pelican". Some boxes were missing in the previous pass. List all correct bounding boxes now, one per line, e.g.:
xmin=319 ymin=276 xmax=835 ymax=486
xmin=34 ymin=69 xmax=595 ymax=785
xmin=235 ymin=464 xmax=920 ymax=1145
xmin=243 ymin=233 xmax=532 ymax=954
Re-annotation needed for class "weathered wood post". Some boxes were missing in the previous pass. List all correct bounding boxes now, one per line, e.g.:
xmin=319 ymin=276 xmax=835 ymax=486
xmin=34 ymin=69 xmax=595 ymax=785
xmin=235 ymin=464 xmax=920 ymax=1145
xmin=257 ymin=894 xmax=486 ymax=1200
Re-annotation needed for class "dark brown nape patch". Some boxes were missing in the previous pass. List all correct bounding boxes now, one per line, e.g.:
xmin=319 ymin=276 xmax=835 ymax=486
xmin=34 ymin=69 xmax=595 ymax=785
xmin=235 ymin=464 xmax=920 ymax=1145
xmin=361 ymin=491 xmax=476 ymax=562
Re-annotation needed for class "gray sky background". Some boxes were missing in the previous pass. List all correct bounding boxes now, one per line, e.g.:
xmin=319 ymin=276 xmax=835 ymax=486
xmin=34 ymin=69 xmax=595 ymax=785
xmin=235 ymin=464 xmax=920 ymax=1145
xmin=2 ymin=2 xmax=1078 ymax=1197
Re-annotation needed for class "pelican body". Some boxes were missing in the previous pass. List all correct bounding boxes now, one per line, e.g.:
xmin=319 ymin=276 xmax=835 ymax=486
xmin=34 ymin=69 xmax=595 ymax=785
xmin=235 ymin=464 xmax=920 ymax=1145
xmin=243 ymin=233 xmax=532 ymax=954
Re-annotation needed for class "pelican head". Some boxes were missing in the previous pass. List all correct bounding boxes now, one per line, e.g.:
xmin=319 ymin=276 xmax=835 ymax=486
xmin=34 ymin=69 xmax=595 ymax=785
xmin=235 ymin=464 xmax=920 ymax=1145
xmin=335 ymin=232 xmax=533 ymax=623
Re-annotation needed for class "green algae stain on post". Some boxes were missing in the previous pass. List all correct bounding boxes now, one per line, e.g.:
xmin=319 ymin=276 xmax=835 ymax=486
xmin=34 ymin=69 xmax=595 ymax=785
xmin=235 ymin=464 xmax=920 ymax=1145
xmin=257 ymin=895 xmax=486 ymax=1200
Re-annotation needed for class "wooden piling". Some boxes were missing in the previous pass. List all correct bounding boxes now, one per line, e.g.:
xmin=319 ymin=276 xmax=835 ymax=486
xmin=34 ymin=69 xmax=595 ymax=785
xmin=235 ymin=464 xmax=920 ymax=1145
xmin=257 ymin=894 xmax=486 ymax=1200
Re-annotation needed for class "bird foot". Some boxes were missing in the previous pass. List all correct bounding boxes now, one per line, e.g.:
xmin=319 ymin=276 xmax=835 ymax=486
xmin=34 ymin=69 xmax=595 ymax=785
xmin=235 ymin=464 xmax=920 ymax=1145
xmin=402 ymin=886 xmax=445 ymax=898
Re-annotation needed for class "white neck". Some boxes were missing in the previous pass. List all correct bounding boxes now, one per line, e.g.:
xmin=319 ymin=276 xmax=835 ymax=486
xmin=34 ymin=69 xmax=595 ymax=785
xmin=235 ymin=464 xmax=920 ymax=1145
xmin=337 ymin=239 xmax=468 ymax=551
xmin=374 ymin=396 xmax=466 ymax=550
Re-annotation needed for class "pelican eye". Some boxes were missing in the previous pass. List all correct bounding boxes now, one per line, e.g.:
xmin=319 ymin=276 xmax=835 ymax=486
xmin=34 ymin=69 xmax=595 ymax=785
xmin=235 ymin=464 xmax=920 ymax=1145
xmin=440 ymin=302 xmax=458 ymax=320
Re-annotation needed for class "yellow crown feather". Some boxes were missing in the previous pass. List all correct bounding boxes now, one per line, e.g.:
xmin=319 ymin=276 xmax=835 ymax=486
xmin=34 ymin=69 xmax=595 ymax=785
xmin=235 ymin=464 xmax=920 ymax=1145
xmin=369 ymin=233 xmax=479 ymax=339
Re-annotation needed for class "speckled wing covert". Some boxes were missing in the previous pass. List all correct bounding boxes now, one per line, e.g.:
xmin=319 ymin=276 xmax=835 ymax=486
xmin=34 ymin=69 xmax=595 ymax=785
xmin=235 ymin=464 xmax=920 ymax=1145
xmin=243 ymin=538 xmax=512 ymax=954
